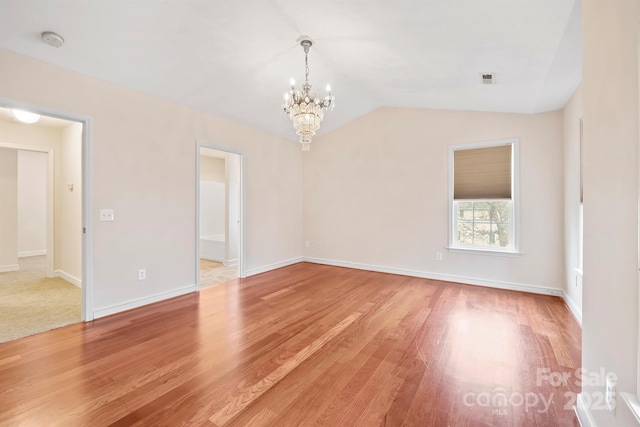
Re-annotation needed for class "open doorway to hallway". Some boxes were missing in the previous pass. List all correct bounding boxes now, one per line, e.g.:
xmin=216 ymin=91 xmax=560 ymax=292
xmin=0 ymin=106 xmax=83 ymax=342
xmin=197 ymin=146 xmax=242 ymax=288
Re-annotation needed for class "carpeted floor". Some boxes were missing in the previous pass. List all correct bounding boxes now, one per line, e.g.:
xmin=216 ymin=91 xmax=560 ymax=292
xmin=0 ymin=256 xmax=81 ymax=343
xmin=200 ymin=258 xmax=238 ymax=288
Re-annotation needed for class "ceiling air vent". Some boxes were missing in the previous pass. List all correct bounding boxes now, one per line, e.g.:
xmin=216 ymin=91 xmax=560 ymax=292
xmin=481 ymin=73 xmax=496 ymax=85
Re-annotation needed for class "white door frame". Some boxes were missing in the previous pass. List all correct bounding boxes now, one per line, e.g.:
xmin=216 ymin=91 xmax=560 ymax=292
xmin=195 ymin=141 xmax=246 ymax=287
xmin=0 ymin=97 xmax=94 ymax=321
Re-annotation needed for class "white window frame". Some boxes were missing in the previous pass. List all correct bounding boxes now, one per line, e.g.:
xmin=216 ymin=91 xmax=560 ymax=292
xmin=448 ymin=138 xmax=520 ymax=256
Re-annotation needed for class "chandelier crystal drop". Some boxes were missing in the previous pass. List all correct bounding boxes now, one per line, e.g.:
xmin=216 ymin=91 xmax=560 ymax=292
xmin=282 ymin=37 xmax=335 ymax=151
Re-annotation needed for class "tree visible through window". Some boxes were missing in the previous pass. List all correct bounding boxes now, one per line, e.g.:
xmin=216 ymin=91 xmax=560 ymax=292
xmin=455 ymin=200 xmax=512 ymax=248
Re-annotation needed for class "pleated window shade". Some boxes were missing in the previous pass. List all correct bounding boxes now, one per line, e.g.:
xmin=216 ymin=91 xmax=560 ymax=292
xmin=454 ymin=144 xmax=512 ymax=199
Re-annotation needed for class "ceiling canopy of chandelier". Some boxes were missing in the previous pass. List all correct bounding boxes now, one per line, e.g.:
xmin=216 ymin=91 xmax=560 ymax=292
xmin=282 ymin=36 xmax=335 ymax=151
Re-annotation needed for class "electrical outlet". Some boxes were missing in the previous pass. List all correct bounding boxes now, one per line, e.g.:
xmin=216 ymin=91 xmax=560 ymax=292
xmin=606 ymin=375 xmax=617 ymax=413
xmin=99 ymin=209 xmax=115 ymax=221
xmin=138 ymin=269 xmax=146 ymax=281
xmin=436 ymin=251 xmax=443 ymax=261
xmin=304 ymin=241 xmax=310 ymax=248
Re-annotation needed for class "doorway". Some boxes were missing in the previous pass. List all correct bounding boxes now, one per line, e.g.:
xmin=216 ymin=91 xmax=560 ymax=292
xmin=0 ymin=100 xmax=92 ymax=343
xmin=196 ymin=143 xmax=244 ymax=288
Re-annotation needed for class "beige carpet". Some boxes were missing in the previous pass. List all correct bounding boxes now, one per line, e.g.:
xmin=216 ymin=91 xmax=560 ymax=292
xmin=200 ymin=259 xmax=238 ymax=288
xmin=0 ymin=256 xmax=81 ymax=343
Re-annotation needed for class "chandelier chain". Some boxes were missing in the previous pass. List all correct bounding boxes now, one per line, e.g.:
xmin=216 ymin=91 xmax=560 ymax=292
xmin=305 ymin=51 xmax=310 ymax=85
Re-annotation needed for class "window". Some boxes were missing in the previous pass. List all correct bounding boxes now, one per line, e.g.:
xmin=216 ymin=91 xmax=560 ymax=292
xmin=578 ymin=116 xmax=583 ymax=271
xmin=449 ymin=138 xmax=519 ymax=253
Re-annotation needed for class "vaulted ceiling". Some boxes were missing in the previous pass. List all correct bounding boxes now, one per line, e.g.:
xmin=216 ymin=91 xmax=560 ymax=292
xmin=0 ymin=0 xmax=581 ymax=141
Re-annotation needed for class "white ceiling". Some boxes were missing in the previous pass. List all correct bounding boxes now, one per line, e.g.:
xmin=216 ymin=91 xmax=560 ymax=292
xmin=0 ymin=0 xmax=581 ymax=141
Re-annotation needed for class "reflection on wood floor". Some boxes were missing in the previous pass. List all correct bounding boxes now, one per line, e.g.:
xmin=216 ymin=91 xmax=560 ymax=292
xmin=200 ymin=258 xmax=238 ymax=287
xmin=0 ymin=262 xmax=580 ymax=426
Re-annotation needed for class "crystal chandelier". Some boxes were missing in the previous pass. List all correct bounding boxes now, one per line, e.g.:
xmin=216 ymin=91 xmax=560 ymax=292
xmin=283 ymin=37 xmax=335 ymax=151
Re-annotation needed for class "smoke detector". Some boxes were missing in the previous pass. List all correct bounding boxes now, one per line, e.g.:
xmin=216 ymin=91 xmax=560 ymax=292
xmin=481 ymin=73 xmax=496 ymax=85
xmin=41 ymin=31 xmax=64 ymax=48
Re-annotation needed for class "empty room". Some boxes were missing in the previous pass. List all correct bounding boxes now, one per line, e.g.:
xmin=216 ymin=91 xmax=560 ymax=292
xmin=0 ymin=1 xmax=638 ymax=426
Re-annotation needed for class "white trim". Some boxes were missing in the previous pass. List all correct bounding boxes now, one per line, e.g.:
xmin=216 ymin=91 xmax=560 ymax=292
xmin=47 ymin=149 xmax=54 ymax=278
xmin=195 ymin=146 xmax=201 ymax=286
xmin=562 ymin=290 xmax=583 ymax=324
xmin=575 ymin=393 xmax=598 ymax=427
xmin=82 ymin=115 xmax=93 ymax=321
xmin=636 ymin=27 xmax=640 ymax=404
xmin=200 ymin=255 xmax=224 ymax=262
xmin=224 ymin=258 xmax=238 ymax=267
xmin=55 ymin=269 xmax=81 ymax=288
xmin=93 ymin=284 xmax=197 ymax=319
xmin=621 ymin=392 xmax=640 ymax=424
xmin=303 ymin=257 xmax=562 ymax=296
xmin=446 ymin=247 xmax=522 ymax=257
xmin=246 ymin=257 xmax=303 ymax=277
xmin=0 ymin=264 xmax=19 ymax=273
xmin=18 ymin=250 xmax=47 ymax=258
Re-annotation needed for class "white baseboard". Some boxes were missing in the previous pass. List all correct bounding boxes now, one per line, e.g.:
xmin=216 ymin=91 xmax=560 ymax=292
xmin=303 ymin=257 xmax=563 ymax=297
xmin=575 ymin=393 xmax=598 ymax=427
xmin=55 ymin=270 xmax=82 ymax=288
xmin=0 ymin=264 xmax=19 ymax=273
xmin=93 ymin=284 xmax=198 ymax=319
xmin=562 ymin=290 xmax=582 ymax=324
xmin=223 ymin=258 xmax=238 ymax=267
xmin=18 ymin=250 xmax=47 ymax=258
xmin=246 ymin=257 xmax=303 ymax=277
xmin=200 ymin=256 xmax=224 ymax=262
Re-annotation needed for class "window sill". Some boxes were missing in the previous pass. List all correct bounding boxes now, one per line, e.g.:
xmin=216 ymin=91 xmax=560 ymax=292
xmin=447 ymin=247 xmax=522 ymax=257
xmin=621 ymin=392 xmax=640 ymax=424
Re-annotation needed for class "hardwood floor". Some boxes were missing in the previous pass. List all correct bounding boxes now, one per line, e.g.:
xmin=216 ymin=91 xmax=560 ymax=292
xmin=0 ymin=263 xmax=581 ymax=426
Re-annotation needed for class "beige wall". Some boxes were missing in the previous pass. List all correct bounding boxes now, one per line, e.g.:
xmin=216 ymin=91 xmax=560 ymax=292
xmin=200 ymin=156 xmax=225 ymax=182
xmin=582 ymin=0 xmax=639 ymax=425
xmin=0 ymin=48 xmax=303 ymax=315
xmin=0 ymin=147 xmax=18 ymax=271
xmin=305 ymin=107 xmax=564 ymax=291
xmin=17 ymin=150 xmax=47 ymax=256
xmin=226 ymin=154 xmax=240 ymax=265
xmin=563 ymin=85 xmax=583 ymax=318
xmin=0 ymin=119 xmax=62 ymax=150
xmin=54 ymin=122 xmax=83 ymax=283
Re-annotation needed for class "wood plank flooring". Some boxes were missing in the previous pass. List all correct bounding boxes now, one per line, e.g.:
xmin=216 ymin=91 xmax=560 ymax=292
xmin=0 ymin=262 xmax=581 ymax=426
